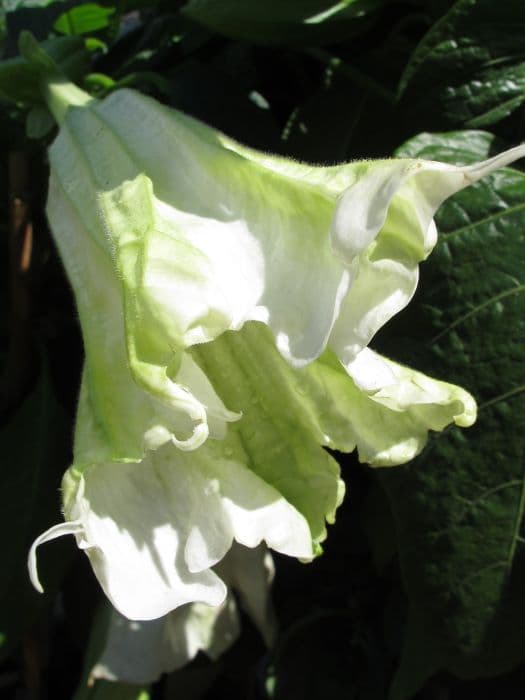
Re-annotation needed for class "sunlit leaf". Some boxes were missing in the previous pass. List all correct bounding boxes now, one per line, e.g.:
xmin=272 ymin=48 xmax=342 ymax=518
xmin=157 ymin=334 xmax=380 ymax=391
xmin=399 ymin=0 xmax=525 ymax=129
xmin=54 ymin=3 xmax=116 ymax=36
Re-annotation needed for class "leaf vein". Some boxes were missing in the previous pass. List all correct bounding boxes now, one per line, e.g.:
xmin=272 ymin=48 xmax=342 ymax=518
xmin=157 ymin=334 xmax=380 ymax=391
xmin=479 ymin=384 xmax=525 ymax=412
xmin=444 ymin=201 xmax=525 ymax=240
xmin=431 ymin=284 xmax=525 ymax=345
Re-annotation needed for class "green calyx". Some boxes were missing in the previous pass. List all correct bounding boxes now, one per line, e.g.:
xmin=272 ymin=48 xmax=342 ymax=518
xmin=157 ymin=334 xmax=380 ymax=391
xmin=0 ymin=34 xmax=86 ymax=113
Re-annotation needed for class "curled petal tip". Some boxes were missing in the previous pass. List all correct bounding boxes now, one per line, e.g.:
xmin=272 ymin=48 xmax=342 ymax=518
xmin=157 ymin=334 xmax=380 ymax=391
xmin=28 ymin=521 xmax=84 ymax=593
xmin=171 ymin=421 xmax=209 ymax=451
xmin=28 ymin=541 xmax=44 ymax=594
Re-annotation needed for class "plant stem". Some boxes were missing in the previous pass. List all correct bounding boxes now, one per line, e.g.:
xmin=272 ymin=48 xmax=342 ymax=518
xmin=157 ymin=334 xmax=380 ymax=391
xmin=40 ymin=78 xmax=93 ymax=126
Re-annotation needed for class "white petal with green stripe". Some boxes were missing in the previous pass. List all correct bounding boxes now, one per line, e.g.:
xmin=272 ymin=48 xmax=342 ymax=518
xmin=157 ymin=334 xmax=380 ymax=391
xmin=28 ymin=80 xmax=525 ymax=620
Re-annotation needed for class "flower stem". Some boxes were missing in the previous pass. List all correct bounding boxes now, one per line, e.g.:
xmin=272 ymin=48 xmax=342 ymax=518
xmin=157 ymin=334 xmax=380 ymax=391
xmin=40 ymin=78 xmax=93 ymax=126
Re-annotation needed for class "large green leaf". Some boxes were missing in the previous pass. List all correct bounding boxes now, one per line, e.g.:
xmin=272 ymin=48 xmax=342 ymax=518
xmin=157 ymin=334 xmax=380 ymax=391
xmin=399 ymin=0 xmax=525 ymax=130
xmin=181 ymin=0 xmax=385 ymax=46
xmin=0 ymin=359 xmax=73 ymax=659
xmin=374 ymin=130 xmax=525 ymax=698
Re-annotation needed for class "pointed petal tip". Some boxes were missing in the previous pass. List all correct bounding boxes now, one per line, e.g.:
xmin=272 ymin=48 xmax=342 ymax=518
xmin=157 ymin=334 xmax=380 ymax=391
xmin=462 ymin=143 xmax=525 ymax=182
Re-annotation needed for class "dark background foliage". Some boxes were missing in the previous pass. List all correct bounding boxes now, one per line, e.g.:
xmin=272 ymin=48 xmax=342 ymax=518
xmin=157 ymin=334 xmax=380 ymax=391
xmin=1 ymin=1 xmax=525 ymax=698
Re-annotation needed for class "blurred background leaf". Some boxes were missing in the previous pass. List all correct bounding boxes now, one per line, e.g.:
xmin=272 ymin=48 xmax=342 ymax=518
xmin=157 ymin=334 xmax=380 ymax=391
xmin=53 ymin=2 xmax=116 ymax=36
xmin=0 ymin=358 xmax=73 ymax=661
xmin=3 ymin=1 xmax=74 ymax=54
xmin=181 ymin=0 xmax=386 ymax=47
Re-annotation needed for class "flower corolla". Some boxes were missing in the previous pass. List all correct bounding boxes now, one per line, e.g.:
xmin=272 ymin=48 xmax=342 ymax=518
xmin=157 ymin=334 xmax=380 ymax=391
xmin=28 ymin=79 xmax=525 ymax=621
xmin=90 ymin=544 xmax=275 ymax=684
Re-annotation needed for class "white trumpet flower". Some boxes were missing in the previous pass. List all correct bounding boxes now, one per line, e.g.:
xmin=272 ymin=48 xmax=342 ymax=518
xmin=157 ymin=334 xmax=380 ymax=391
xmin=27 ymin=77 xmax=525 ymax=621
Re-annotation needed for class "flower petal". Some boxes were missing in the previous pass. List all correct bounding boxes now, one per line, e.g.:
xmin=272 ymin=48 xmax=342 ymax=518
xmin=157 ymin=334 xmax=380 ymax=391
xmin=37 ymin=81 xmax=525 ymax=623
xmin=47 ymin=169 xmax=238 ymax=463
xmin=327 ymin=146 xmax=525 ymax=367
xmin=193 ymin=322 xmax=345 ymax=546
xmin=215 ymin=543 xmax=276 ymax=646
xmin=90 ymin=544 xmax=275 ymax=684
xmin=91 ymin=597 xmax=239 ymax=684
xmin=47 ymin=87 xmax=525 ymax=461
xmin=302 ymin=348 xmax=476 ymax=466
xmin=59 ymin=408 xmax=311 ymax=619
xmin=63 ymin=457 xmax=228 ymax=620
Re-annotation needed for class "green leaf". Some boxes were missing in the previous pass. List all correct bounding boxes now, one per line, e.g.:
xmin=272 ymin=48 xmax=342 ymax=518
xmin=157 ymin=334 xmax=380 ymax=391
xmin=375 ymin=130 xmax=525 ymax=698
xmin=0 ymin=8 xmax=6 ymax=58
xmin=0 ymin=359 xmax=73 ymax=659
xmin=0 ymin=34 xmax=90 ymax=105
xmin=181 ymin=0 xmax=385 ymax=46
xmin=85 ymin=37 xmax=108 ymax=53
xmin=25 ymin=103 xmax=54 ymax=137
xmin=399 ymin=0 xmax=525 ymax=129
xmin=53 ymin=3 xmax=116 ymax=36
xmin=18 ymin=28 xmax=55 ymax=70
